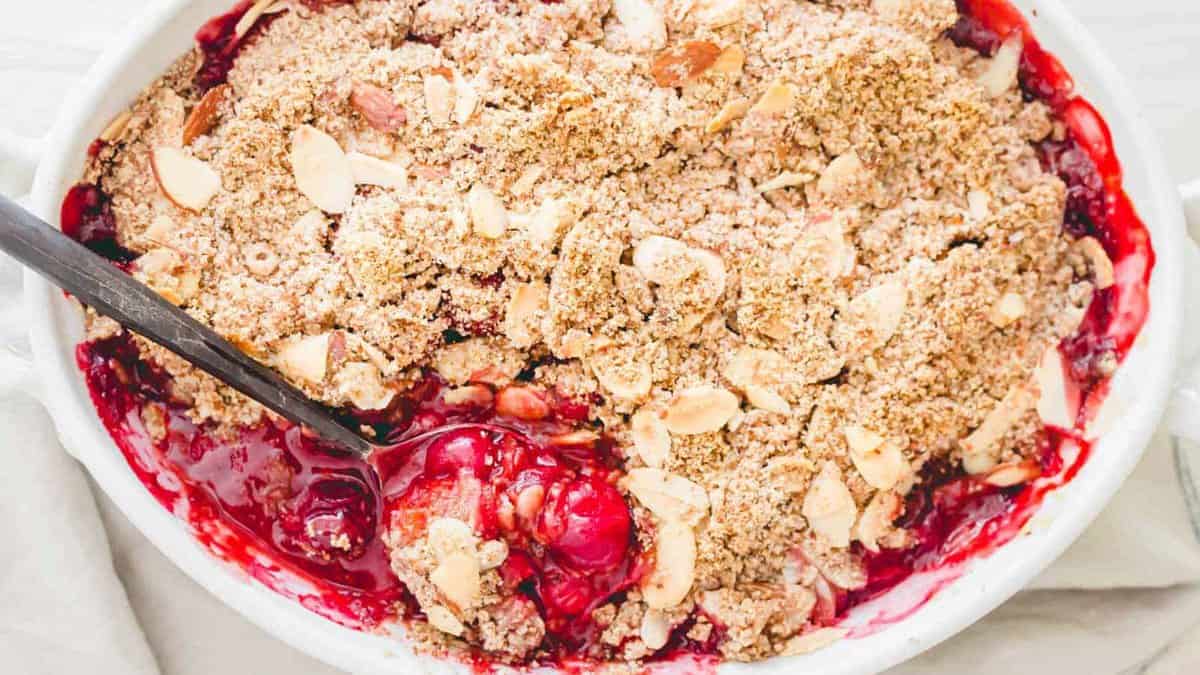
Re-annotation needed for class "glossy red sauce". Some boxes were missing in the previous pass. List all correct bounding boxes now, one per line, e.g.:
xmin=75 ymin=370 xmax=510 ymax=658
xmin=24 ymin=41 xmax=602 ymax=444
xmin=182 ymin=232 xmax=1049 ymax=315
xmin=65 ymin=0 xmax=1154 ymax=668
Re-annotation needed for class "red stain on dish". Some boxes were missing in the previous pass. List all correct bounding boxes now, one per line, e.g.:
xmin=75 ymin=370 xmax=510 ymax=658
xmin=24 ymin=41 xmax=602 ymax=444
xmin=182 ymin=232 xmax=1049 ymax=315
xmin=62 ymin=0 xmax=1155 ymax=667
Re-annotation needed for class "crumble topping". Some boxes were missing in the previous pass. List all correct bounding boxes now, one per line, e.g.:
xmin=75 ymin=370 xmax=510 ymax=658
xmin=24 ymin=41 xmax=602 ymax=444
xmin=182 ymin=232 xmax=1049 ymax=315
xmin=78 ymin=0 xmax=1108 ymax=665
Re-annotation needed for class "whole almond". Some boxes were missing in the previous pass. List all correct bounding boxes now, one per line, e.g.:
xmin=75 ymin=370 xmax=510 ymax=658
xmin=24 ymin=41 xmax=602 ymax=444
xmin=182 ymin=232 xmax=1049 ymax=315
xmin=183 ymin=84 xmax=230 ymax=146
xmin=650 ymin=41 xmax=722 ymax=87
xmin=350 ymin=82 xmax=407 ymax=133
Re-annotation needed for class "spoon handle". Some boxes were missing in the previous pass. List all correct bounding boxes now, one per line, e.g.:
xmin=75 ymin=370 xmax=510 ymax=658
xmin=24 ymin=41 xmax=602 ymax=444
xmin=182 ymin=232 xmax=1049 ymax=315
xmin=0 ymin=194 xmax=373 ymax=456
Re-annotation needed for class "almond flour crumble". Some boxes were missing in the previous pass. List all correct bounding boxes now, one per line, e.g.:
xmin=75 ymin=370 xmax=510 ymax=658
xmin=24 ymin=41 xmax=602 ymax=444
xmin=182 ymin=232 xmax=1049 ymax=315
xmin=74 ymin=0 xmax=1117 ymax=666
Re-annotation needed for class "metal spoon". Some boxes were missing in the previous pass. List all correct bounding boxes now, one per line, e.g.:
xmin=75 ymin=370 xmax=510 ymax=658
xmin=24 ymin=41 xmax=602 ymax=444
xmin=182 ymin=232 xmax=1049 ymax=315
xmin=0 ymin=193 xmax=375 ymax=457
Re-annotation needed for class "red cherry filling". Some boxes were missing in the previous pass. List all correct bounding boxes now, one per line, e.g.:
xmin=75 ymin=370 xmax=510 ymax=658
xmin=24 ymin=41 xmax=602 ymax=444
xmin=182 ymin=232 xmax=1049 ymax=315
xmin=66 ymin=0 xmax=1155 ymax=665
xmin=423 ymin=427 xmax=492 ymax=479
xmin=278 ymin=474 xmax=377 ymax=561
xmin=538 ymin=477 xmax=631 ymax=571
xmin=60 ymin=183 xmax=135 ymax=264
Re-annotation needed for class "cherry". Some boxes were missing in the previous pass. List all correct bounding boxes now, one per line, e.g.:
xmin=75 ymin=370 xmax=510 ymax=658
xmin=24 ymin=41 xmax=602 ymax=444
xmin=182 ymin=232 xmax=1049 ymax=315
xmin=281 ymin=474 xmax=376 ymax=561
xmin=61 ymin=183 xmax=135 ymax=263
xmin=539 ymin=567 xmax=593 ymax=617
xmin=537 ymin=477 xmax=631 ymax=571
xmin=424 ymin=428 xmax=493 ymax=479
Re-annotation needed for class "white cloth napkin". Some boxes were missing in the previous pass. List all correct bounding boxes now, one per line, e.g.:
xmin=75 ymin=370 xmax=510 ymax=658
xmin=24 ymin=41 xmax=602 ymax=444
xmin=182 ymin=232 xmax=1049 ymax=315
xmin=1 ymin=246 xmax=1199 ymax=675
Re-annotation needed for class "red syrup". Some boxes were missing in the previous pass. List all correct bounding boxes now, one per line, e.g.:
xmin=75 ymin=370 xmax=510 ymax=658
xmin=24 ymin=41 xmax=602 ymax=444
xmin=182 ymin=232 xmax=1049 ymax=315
xmin=63 ymin=0 xmax=1154 ymax=668
xmin=76 ymin=327 xmax=642 ymax=653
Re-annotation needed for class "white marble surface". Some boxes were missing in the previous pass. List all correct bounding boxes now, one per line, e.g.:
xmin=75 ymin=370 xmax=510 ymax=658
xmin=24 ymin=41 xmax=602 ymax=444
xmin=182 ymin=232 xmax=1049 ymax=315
xmin=1 ymin=2 xmax=1199 ymax=674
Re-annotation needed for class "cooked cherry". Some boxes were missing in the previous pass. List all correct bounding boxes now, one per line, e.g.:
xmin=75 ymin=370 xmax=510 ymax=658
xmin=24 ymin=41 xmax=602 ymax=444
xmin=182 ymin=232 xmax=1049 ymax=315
xmin=538 ymin=477 xmax=631 ymax=571
xmin=280 ymin=474 xmax=376 ymax=560
xmin=424 ymin=428 xmax=493 ymax=479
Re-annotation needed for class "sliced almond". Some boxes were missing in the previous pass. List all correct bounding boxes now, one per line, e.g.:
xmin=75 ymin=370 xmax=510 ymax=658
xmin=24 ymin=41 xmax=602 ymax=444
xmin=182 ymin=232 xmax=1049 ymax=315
xmin=1075 ymin=236 xmax=1115 ymax=290
xmin=690 ymin=248 xmax=727 ymax=297
xmin=442 ymin=384 xmax=494 ymax=407
xmin=431 ymin=551 xmax=482 ymax=611
xmin=640 ymin=609 xmax=671 ymax=651
xmin=749 ymin=80 xmax=797 ymax=116
xmin=693 ymin=0 xmax=747 ymax=28
xmin=467 ymin=184 xmax=509 ymax=239
xmin=802 ymin=462 xmax=858 ymax=548
xmin=632 ymin=235 xmax=689 ymax=284
xmin=1035 ymin=345 xmax=1078 ymax=428
xmin=966 ymin=189 xmax=991 ymax=220
xmin=99 ymin=110 xmax=134 ymax=143
xmin=650 ymin=40 xmax=722 ymax=87
xmin=989 ymin=292 xmax=1027 ymax=328
xmin=276 ymin=333 xmax=331 ymax=385
xmin=290 ymin=125 xmax=354 ymax=214
xmin=631 ymin=408 xmax=672 ymax=468
xmin=348 ymin=152 xmax=407 ymax=189
xmin=844 ymin=426 xmax=909 ymax=491
xmin=745 ymin=385 xmax=791 ymax=415
xmin=335 ymin=362 xmax=393 ymax=410
xmin=781 ymin=627 xmax=849 ymax=656
xmin=853 ymin=491 xmax=903 ymax=553
xmin=983 ymin=459 xmax=1042 ymax=487
xmin=423 ymin=73 xmax=455 ymax=125
xmin=150 ymin=147 xmax=222 ymax=212
xmin=613 ymin=0 xmax=668 ymax=51
xmin=134 ymin=248 xmax=199 ymax=305
xmin=705 ymin=97 xmax=751 ymax=134
xmin=817 ymin=150 xmax=866 ymax=197
xmin=641 ymin=520 xmax=696 ymax=609
xmin=527 ymin=198 xmax=570 ymax=246
xmin=453 ymin=70 xmax=480 ymax=124
xmin=548 ymin=430 xmax=601 ymax=447
xmin=710 ymin=44 xmax=745 ymax=75
xmin=504 ymin=281 xmax=548 ymax=348
xmin=960 ymin=383 xmax=1037 ymax=472
xmin=425 ymin=604 xmax=465 ymax=636
xmin=515 ymin=484 xmax=546 ymax=521
xmin=144 ymin=214 xmax=176 ymax=244
xmin=496 ymin=386 xmax=551 ymax=420
xmin=757 ymin=171 xmax=812 ymax=193
xmin=183 ymin=84 xmax=229 ymax=146
xmin=427 ymin=517 xmax=477 ymax=561
xmin=625 ymin=468 xmax=710 ymax=526
xmin=845 ymin=281 xmax=908 ymax=350
xmin=234 ymin=0 xmax=275 ymax=39
xmin=350 ymin=82 xmax=407 ymax=133
xmin=723 ymin=347 xmax=785 ymax=388
xmin=663 ymin=385 xmax=740 ymax=435
xmin=978 ymin=35 xmax=1023 ymax=98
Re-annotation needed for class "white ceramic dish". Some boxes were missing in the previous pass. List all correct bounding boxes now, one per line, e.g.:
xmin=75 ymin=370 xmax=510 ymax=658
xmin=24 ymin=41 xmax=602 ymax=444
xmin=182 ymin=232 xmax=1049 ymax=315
xmin=2 ymin=1 xmax=1200 ymax=673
